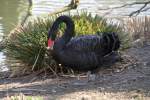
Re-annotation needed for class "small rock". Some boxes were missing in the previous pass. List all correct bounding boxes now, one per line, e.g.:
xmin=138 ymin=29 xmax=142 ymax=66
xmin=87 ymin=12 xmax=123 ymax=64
xmin=73 ymin=81 xmax=87 ymax=86
xmin=132 ymin=38 xmax=144 ymax=48
xmin=51 ymin=89 xmax=56 ymax=93
xmin=88 ymin=74 xmax=96 ymax=81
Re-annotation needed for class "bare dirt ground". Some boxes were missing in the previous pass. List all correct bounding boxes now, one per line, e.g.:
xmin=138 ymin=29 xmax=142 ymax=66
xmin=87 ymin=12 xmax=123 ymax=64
xmin=0 ymin=44 xmax=150 ymax=100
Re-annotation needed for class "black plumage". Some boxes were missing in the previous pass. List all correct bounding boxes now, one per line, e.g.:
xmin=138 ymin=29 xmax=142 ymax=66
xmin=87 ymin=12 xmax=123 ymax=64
xmin=47 ymin=15 xmax=120 ymax=71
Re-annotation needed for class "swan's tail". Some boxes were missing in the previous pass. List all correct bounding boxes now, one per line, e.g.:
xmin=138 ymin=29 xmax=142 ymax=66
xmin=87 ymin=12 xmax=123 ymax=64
xmin=101 ymin=32 xmax=120 ymax=54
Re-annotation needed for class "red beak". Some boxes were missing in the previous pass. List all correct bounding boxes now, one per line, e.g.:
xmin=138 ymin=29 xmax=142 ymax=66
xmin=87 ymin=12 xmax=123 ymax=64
xmin=47 ymin=39 xmax=54 ymax=49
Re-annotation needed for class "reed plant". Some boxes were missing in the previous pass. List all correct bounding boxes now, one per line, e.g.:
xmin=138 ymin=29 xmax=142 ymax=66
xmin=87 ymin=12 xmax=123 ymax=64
xmin=5 ymin=12 xmax=127 ymax=76
xmin=123 ymin=16 xmax=150 ymax=44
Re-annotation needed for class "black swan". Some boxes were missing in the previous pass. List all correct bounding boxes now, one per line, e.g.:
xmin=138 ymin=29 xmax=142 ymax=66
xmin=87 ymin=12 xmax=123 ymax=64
xmin=47 ymin=15 xmax=120 ymax=71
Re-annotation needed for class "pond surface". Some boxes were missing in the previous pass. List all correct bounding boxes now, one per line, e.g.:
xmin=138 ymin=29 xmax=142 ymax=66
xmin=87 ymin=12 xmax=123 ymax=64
xmin=0 ymin=0 xmax=149 ymax=72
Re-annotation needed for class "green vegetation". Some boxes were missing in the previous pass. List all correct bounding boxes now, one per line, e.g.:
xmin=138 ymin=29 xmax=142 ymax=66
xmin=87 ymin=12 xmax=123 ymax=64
xmin=5 ymin=12 xmax=128 ymax=75
xmin=6 ymin=94 xmax=43 ymax=100
xmin=6 ymin=18 xmax=52 ymax=72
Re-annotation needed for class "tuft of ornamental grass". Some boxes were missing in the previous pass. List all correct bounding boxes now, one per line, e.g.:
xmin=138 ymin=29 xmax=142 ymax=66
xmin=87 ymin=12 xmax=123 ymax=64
xmin=73 ymin=12 xmax=130 ymax=50
xmin=73 ymin=12 xmax=121 ymax=36
xmin=5 ymin=17 xmax=57 ymax=76
xmin=5 ymin=12 xmax=128 ymax=76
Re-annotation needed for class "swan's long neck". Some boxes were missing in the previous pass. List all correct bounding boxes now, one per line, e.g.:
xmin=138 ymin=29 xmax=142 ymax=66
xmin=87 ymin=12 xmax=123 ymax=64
xmin=61 ymin=16 xmax=75 ymax=44
xmin=48 ymin=16 xmax=75 ymax=49
xmin=48 ymin=15 xmax=75 ymax=50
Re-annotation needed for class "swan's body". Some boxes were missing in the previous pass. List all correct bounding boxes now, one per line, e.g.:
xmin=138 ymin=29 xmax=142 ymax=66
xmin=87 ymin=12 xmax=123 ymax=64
xmin=48 ymin=15 xmax=120 ymax=71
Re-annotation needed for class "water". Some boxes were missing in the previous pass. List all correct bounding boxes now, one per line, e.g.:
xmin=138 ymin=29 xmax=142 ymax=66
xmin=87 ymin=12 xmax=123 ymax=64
xmin=0 ymin=0 xmax=150 ymax=72
xmin=31 ymin=0 xmax=150 ymax=17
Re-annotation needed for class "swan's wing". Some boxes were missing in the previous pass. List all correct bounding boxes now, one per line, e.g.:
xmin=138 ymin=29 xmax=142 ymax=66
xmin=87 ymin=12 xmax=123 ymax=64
xmin=53 ymin=35 xmax=105 ymax=70
xmin=65 ymin=35 xmax=103 ymax=52
xmin=56 ymin=49 xmax=101 ymax=70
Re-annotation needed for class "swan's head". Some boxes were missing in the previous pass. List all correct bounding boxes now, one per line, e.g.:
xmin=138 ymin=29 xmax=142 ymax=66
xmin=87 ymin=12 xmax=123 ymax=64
xmin=47 ymin=23 xmax=58 ymax=50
